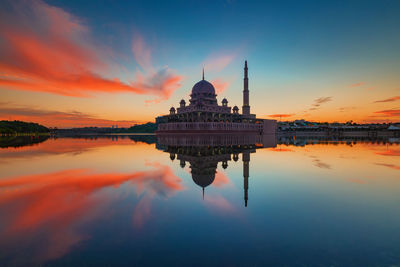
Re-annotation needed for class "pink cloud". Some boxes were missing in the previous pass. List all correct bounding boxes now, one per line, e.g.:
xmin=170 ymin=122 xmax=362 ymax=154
xmin=211 ymin=78 xmax=230 ymax=94
xmin=204 ymin=195 xmax=235 ymax=213
xmin=132 ymin=36 xmax=152 ymax=71
xmin=203 ymin=53 xmax=235 ymax=72
xmin=213 ymin=171 xmax=231 ymax=187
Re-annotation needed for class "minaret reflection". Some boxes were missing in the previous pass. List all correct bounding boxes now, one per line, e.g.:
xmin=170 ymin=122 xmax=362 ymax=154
xmin=156 ymin=134 xmax=276 ymax=207
xmin=243 ymin=151 xmax=250 ymax=207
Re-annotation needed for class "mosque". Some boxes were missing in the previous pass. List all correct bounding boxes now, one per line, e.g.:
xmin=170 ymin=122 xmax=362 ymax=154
xmin=156 ymin=61 xmax=276 ymax=134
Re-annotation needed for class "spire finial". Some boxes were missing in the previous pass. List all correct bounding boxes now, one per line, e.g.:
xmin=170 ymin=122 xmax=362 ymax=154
xmin=202 ymin=68 xmax=204 ymax=80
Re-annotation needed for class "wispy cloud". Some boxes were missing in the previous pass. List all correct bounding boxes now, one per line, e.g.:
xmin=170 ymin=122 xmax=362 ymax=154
xmin=313 ymin=158 xmax=331 ymax=169
xmin=349 ymin=82 xmax=365 ymax=87
xmin=203 ymin=53 xmax=235 ymax=72
xmin=375 ymin=163 xmax=400 ymax=170
xmin=266 ymin=113 xmax=294 ymax=118
xmin=338 ymin=106 xmax=356 ymax=112
xmin=373 ymin=109 xmax=400 ymax=117
xmin=131 ymin=35 xmax=183 ymax=102
xmin=374 ymin=96 xmax=400 ymax=103
xmin=0 ymin=0 xmax=182 ymax=101
xmin=308 ymin=96 xmax=332 ymax=111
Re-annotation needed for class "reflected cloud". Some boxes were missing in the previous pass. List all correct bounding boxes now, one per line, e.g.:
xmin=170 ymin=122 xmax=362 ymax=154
xmin=313 ymin=158 xmax=331 ymax=169
xmin=0 ymin=136 xmax=157 ymax=162
xmin=204 ymin=195 xmax=235 ymax=213
xmin=375 ymin=163 xmax=400 ymax=171
xmin=0 ymin=163 xmax=183 ymax=264
xmin=267 ymin=147 xmax=293 ymax=152
xmin=375 ymin=150 xmax=400 ymax=157
xmin=213 ymin=171 xmax=231 ymax=188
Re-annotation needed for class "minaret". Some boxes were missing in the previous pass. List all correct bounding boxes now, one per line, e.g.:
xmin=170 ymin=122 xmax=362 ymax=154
xmin=242 ymin=60 xmax=250 ymax=116
xmin=242 ymin=151 xmax=250 ymax=207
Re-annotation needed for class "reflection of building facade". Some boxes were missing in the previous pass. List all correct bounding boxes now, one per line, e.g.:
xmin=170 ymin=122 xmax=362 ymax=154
xmin=156 ymin=61 xmax=276 ymax=134
xmin=157 ymin=134 xmax=276 ymax=207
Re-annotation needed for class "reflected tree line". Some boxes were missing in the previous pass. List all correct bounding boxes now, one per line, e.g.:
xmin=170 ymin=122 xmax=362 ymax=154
xmin=1 ymin=134 xmax=398 ymax=149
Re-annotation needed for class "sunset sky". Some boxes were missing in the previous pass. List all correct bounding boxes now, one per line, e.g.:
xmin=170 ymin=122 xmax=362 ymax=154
xmin=0 ymin=0 xmax=399 ymax=127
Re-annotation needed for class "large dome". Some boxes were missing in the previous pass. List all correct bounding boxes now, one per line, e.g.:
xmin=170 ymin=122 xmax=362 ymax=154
xmin=192 ymin=173 xmax=215 ymax=188
xmin=191 ymin=80 xmax=215 ymax=95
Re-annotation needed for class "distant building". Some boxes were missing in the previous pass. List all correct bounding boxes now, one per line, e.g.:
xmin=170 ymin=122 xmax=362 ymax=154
xmin=156 ymin=61 xmax=276 ymax=134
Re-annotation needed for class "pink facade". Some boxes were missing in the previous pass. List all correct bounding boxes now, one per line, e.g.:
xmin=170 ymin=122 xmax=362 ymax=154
xmin=156 ymin=61 xmax=277 ymax=134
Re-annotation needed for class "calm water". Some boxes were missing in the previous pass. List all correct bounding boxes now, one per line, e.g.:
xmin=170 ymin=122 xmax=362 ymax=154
xmin=0 ymin=134 xmax=400 ymax=266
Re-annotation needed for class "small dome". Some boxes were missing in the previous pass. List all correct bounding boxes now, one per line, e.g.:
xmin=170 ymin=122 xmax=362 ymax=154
xmin=222 ymin=98 xmax=228 ymax=103
xmin=170 ymin=106 xmax=175 ymax=111
xmin=233 ymin=105 xmax=239 ymax=110
xmin=180 ymin=99 xmax=186 ymax=104
xmin=192 ymin=80 xmax=215 ymax=95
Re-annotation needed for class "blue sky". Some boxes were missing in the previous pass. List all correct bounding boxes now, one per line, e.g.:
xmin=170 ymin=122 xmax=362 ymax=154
xmin=0 ymin=0 xmax=399 ymax=125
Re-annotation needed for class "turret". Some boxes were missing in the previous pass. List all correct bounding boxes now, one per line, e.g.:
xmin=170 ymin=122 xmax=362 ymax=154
xmin=222 ymin=98 xmax=228 ymax=107
xmin=180 ymin=99 xmax=186 ymax=108
xmin=169 ymin=107 xmax=176 ymax=115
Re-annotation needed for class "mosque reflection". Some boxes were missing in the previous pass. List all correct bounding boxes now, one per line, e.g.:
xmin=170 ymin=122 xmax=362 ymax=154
xmin=156 ymin=134 xmax=277 ymax=207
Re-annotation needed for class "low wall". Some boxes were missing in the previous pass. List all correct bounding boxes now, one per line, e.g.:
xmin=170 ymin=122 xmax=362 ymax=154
xmin=157 ymin=122 xmax=261 ymax=133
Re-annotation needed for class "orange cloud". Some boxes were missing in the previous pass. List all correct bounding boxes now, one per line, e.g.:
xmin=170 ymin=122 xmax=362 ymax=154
xmin=267 ymin=113 xmax=294 ymax=118
xmin=211 ymin=79 xmax=230 ymax=94
xmin=0 ymin=1 xmax=182 ymax=100
xmin=373 ymin=109 xmax=400 ymax=117
xmin=0 ymin=164 xmax=184 ymax=263
xmin=0 ymin=103 xmax=144 ymax=128
xmin=374 ymin=96 xmax=400 ymax=103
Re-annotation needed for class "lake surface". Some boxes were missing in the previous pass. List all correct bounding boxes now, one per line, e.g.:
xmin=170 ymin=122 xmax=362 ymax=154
xmin=0 ymin=134 xmax=400 ymax=266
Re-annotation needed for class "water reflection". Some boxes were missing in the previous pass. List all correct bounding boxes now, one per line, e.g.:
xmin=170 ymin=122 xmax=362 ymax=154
xmin=0 ymin=134 xmax=399 ymax=266
xmin=157 ymin=134 xmax=276 ymax=207
xmin=0 ymin=135 xmax=49 ymax=148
